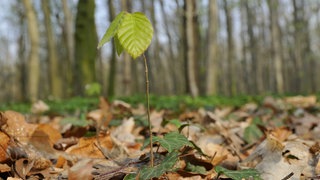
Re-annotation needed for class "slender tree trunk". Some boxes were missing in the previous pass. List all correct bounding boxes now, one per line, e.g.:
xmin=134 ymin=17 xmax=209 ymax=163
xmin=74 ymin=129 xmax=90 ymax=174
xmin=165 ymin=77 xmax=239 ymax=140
xmin=292 ymin=0 xmax=304 ymax=93
xmin=185 ymin=0 xmax=199 ymax=97
xmin=22 ymin=0 xmax=40 ymax=102
xmin=159 ymin=0 xmax=181 ymax=93
xmin=244 ymin=0 xmax=261 ymax=94
xmin=107 ymin=0 xmax=116 ymax=97
xmin=16 ymin=5 xmax=27 ymax=101
xmin=206 ymin=0 xmax=218 ymax=95
xmin=223 ymin=0 xmax=236 ymax=96
xmin=74 ymin=0 xmax=98 ymax=95
xmin=41 ymin=0 xmax=62 ymax=99
xmin=61 ymin=0 xmax=74 ymax=96
xmin=267 ymin=0 xmax=284 ymax=94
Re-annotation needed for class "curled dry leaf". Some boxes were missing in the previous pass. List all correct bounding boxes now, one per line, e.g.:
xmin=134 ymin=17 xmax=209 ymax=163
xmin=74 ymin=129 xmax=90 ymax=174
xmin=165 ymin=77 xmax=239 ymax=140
xmin=54 ymin=137 xmax=78 ymax=151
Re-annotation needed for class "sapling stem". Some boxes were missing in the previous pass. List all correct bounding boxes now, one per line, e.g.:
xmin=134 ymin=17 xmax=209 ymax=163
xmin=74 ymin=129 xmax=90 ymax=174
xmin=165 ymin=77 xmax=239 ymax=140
xmin=143 ymin=53 xmax=153 ymax=167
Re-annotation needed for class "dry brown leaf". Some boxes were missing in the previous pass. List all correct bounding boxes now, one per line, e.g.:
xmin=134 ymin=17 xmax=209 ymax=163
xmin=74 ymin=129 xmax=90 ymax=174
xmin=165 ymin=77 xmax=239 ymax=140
xmin=0 ymin=163 xmax=11 ymax=173
xmin=14 ymin=158 xmax=34 ymax=179
xmin=55 ymin=155 xmax=67 ymax=168
xmin=87 ymin=97 xmax=113 ymax=131
xmin=269 ymin=127 xmax=292 ymax=142
xmin=0 ymin=131 xmax=10 ymax=163
xmin=1 ymin=111 xmax=37 ymax=143
xmin=68 ymin=159 xmax=94 ymax=180
xmin=111 ymin=117 xmax=136 ymax=145
xmin=284 ymin=95 xmax=317 ymax=108
xmin=54 ymin=137 xmax=78 ymax=151
xmin=67 ymin=133 xmax=113 ymax=159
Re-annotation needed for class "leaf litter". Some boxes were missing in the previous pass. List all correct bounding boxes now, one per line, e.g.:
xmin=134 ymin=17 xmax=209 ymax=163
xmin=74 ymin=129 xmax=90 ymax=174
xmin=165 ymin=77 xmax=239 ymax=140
xmin=0 ymin=95 xmax=319 ymax=179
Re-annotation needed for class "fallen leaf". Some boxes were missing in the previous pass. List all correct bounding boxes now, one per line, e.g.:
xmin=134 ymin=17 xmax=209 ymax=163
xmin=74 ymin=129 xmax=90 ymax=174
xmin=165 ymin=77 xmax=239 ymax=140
xmin=1 ymin=111 xmax=37 ymax=143
xmin=0 ymin=163 xmax=10 ymax=173
xmin=68 ymin=159 xmax=95 ymax=180
xmin=284 ymin=95 xmax=317 ymax=108
xmin=31 ymin=100 xmax=49 ymax=114
xmin=67 ymin=133 xmax=113 ymax=159
xmin=0 ymin=131 xmax=10 ymax=163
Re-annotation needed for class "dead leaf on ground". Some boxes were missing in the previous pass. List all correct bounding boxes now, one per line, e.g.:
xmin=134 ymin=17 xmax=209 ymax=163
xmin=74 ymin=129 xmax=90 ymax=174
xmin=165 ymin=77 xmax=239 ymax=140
xmin=284 ymin=95 xmax=317 ymax=108
xmin=66 ymin=133 xmax=113 ymax=159
xmin=1 ymin=111 xmax=37 ymax=143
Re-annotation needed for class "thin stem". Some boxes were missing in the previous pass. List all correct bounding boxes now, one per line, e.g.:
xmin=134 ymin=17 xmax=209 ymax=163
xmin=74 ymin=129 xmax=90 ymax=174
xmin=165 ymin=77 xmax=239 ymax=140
xmin=143 ymin=53 xmax=153 ymax=167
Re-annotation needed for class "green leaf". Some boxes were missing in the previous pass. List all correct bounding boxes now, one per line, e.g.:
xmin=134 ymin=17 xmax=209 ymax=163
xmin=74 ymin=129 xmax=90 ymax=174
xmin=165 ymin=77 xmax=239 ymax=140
xmin=97 ymin=11 xmax=126 ymax=48
xmin=153 ymin=132 xmax=194 ymax=152
xmin=244 ymin=118 xmax=264 ymax=144
xmin=215 ymin=166 xmax=262 ymax=180
xmin=123 ymin=173 xmax=136 ymax=180
xmin=185 ymin=162 xmax=207 ymax=174
xmin=117 ymin=12 xmax=153 ymax=59
xmin=139 ymin=151 xmax=179 ymax=180
xmin=114 ymin=35 xmax=124 ymax=55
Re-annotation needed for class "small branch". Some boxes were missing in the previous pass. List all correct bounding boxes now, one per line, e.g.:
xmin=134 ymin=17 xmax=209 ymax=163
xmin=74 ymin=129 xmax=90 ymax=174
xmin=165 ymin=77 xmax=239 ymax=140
xmin=143 ymin=53 xmax=153 ymax=167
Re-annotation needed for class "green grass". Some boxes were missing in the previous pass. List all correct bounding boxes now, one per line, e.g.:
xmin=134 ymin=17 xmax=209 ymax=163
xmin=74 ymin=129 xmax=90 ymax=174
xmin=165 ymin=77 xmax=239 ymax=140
xmin=1 ymin=93 xmax=317 ymax=114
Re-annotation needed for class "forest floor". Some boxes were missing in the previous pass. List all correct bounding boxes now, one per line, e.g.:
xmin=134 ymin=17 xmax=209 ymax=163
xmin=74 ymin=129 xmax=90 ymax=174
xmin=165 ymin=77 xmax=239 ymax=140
xmin=0 ymin=95 xmax=319 ymax=179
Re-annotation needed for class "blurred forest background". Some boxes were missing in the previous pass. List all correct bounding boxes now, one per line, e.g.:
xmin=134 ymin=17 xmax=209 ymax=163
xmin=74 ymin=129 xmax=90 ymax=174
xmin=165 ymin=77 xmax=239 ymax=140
xmin=1 ymin=0 xmax=320 ymax=103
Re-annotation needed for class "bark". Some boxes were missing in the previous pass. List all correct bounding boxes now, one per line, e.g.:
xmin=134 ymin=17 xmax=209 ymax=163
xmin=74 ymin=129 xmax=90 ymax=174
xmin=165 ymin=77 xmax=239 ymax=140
xmin=292 ymin=0 xmax=304 ymax=93
xmin=107 ymin=0 xmax=116 ymax=97
xmin=159 ymin=0 xmax=181 ymax=93
xmin=206 ymin=0 xmax=218 ymax=95
xmin=151 ymin=0 xmax=173 ymax=95
xmin=223 ymin=0 xmax=236 ymax=96
xmin=22 ymin=0 xmax=40 ymax=102
xmin=185 ymin=0 xmax=199 ymax=97
xmin=74 ymin=0 xmax=98 ymax=95
xmin=61 ymin=0 xmax=74 ymax=96
xmin=244 ymin=0 xmax=261 ymax=94
xmin=41 ymin=0 xmax=62 ymax=98
xmin=267 ymin=0 xmax=284 ymax=94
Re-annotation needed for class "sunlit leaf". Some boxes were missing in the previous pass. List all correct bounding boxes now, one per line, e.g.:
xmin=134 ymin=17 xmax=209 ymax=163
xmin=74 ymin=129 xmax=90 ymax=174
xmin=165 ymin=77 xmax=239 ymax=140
xmin=215 ymin=166 xmax=262 ymax=180
xmin=117 ymin=12 xmax=153 ymax=59
xmin=97 ymin=11 xmax=126 ymax=48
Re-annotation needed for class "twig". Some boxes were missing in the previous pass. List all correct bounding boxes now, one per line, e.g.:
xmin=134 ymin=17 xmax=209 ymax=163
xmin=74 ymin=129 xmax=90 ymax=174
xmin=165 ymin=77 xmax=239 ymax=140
xmin=281 ymin=172 xmax=294 ymax=180
xmin=143 ymin=53 xmax=153 ymax=167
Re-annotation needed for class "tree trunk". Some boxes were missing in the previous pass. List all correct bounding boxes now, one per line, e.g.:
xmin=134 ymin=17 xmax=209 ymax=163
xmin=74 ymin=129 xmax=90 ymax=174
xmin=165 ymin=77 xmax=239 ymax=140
xmin=41 ymin=0 xmax=62 ymax=99
xmin=223 ymin=0 xmax=236 ymax=96
xmin=74 ymin=0 xmax=98 ymax=95
xmin=159 ymin=0 xmax=182 ymax=94
xmin=267 ymin=0 xmax=284 ymax=94
xmin=22 ymin=0 xmax=40 ymax=102
xmin=206 ymin=0 xmax=218 ymax=95
xmin=185 ymin=0 xmax=199 ymax=97
xmin=61 ymin=0 xmax=74 ymax=96
xmin=107 ymin=0 xmax=116 ymax=97
xmin=292 ymin=0 xmax=304 ymax=93
xmin=244 ymin=0 xmax=261 ymax=94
